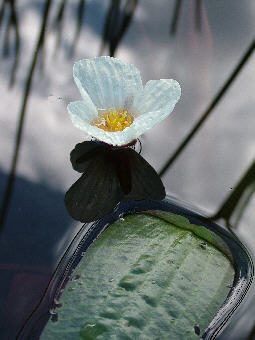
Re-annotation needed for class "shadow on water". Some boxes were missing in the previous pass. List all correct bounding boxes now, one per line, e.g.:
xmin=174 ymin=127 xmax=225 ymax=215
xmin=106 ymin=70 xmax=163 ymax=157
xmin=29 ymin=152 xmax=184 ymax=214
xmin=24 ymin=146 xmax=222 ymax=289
xmin=213 ymin=159 xmax=255 ymax=229
xmin=0 ymin=170 xmax=76 ymax=338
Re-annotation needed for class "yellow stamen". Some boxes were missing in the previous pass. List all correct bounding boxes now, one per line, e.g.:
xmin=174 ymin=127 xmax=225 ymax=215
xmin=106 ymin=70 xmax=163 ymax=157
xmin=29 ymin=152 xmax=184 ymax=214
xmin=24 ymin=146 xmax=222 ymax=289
xmin=93 ymin=108 xmax=134 ymax=132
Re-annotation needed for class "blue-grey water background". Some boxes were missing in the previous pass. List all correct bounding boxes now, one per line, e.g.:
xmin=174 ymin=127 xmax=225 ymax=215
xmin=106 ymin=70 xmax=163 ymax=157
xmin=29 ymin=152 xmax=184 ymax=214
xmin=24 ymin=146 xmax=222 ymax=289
xmin=0 ymin=0 xmax=254 ymax=338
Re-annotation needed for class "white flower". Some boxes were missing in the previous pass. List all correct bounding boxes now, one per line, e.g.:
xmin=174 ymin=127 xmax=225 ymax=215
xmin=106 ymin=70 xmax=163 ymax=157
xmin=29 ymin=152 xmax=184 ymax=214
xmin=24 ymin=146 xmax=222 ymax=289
xmin=68 ymin=56 xmax=181 ymax=146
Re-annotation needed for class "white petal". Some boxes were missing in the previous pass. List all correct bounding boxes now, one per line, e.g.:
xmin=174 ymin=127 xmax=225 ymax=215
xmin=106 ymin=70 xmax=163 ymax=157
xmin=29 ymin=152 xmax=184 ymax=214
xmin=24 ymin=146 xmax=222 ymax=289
xmin=131 ymin=79 xmax=181 ymax=115
xmin=73 ymin=56 xmax=143 ymax=110
xmin=67 ymin=100 xmax=98 ymax=130
xmin=84 ymin=126 xmax=137 ymax=146
xmin=130 ymin=79 xmax=181 ymax=136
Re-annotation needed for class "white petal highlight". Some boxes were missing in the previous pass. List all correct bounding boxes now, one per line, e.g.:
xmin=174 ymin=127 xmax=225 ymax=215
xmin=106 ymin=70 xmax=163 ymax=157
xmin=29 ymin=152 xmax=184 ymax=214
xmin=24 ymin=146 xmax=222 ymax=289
xmin=67 ymin=100 xmax=98 ymax=130
xmin=130 ymin=79 xmax=181 ymax=136
xmin=83 ymin=125 xmax=137 ymax=146
xmin=73 ymin=56 xmax=143 ymax=110
xmin=131 ymin=79 xmax=181 ymax=115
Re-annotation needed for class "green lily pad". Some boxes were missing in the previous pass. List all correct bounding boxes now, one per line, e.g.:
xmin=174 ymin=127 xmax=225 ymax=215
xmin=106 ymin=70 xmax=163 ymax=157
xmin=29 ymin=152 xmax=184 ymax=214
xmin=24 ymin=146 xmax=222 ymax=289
xmin=41 ymin=213 xmax=235 ymax=340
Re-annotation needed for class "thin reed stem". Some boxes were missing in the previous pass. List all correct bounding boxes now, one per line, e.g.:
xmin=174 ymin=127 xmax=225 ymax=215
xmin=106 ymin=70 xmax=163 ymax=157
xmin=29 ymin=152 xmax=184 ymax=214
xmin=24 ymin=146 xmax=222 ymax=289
xmin=0 ymin=0 xmax=53 ymax=231
xmin=159 ymin=39 xmax=255 ymax=177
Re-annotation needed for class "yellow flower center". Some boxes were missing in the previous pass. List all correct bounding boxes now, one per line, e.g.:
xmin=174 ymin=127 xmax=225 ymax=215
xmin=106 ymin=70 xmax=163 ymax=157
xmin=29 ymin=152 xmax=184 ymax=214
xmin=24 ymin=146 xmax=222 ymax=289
xmin=93 ymin=108 xmax=134 ymax=132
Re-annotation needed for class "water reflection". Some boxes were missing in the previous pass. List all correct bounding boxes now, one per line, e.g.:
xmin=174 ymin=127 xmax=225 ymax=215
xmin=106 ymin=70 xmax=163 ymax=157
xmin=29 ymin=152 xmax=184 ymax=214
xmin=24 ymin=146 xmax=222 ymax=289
xmin=214 ymin=159 xmax=255 ymax=229
xmin=0 ymin=169 xmax=77 ymax=338
xmin=0 ymin=0 xmax=255 ymax=339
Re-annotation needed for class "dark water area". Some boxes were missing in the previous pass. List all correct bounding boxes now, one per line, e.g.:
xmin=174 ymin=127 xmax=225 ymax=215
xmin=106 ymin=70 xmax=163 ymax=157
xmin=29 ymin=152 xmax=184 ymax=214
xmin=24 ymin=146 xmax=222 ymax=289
xmin=0 ymin=170 xmax=78 ymax=338
xmin=0 ymin=0 xmax=255 ymax=338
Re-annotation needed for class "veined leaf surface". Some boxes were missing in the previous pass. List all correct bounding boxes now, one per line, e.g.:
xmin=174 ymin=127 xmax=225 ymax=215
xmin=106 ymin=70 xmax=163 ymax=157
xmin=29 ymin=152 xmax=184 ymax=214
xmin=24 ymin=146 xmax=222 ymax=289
xmin=41 ymin=213 xmax=234 ymax=340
